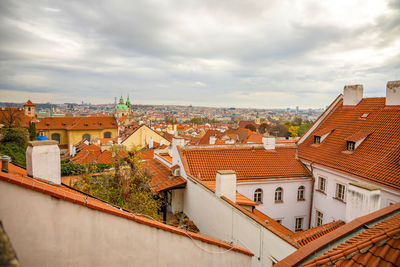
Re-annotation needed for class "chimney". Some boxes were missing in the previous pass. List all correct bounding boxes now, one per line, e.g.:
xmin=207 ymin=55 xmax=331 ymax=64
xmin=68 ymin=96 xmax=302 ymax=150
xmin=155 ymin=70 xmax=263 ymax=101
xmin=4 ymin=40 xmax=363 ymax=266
xmin=172 ymin=135 xmax=185 ymax=149
xmin=386 ymin=80 xmax=400 ymax=106
xmin=215 ymin=170 xmax=236 ymax=202
xmin=209 ymin=135 xmax=216 ymax=145
xmin=343 ymin=84 xmax=363 ymax=106
xmin=262 ymin=134 xmax=275 ymax=150
xmin=345 ymin=182 xmax=381 ymax=222
xmin=26 ymin=141 xmax=61 ymax=184
xmin=149 ymin=137 xmax=154 ymax=149
xmin=1 ymin=155 xmax=11 ymax=173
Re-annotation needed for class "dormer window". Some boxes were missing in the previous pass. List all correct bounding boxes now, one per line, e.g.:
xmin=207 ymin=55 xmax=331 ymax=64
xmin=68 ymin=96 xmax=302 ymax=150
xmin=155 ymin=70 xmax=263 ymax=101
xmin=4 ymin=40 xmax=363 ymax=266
xmin=346 ymin=141 xmax=355 ymax=151
xmin=314 ymin=136 xmax=321 ymax=144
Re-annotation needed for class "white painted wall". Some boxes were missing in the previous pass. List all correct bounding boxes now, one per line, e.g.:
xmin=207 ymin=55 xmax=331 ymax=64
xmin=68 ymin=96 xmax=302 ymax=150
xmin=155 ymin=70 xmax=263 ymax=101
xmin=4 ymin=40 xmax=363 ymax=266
xmin=236 ymin=179 xmax=312 ymax=231
xmin=305 ymin=163 xmax=400 ymax=227
xmin=182 ymin=176 xmax=297 ymax=267
xmin=171 ymin=188 xmax=185 ymax=214
xmin=0 ymin=181 xmax=252 ymax=267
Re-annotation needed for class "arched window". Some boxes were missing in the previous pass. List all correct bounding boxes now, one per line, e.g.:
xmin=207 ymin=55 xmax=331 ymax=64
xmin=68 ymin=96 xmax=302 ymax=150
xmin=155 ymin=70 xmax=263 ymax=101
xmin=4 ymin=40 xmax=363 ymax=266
xmin=254 ymin=188 xmax=263 ymax=204
xmin=275 ymin=187 xmax=283 ymax=202
xmin=51 ymin=133 xmax=60 ymax=143
xmin=82 ymin=134 xmax=91 ymax=141
xmin=297 ymin=186 xmax=305 ymax=200
xmin=104 ymin=132 xmax=111 ymax=138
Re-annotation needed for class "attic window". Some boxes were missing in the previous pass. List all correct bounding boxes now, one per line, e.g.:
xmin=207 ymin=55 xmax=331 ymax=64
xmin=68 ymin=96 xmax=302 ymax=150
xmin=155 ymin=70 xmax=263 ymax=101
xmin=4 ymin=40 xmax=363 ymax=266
xmin=45 ymin=123 xmax=50 ymax=126
xmin=62 ymin=123 xmax=66 ymax=126
xmin=84 ymin=123 xmax=89 ymax=126
xmin=347 ymin=141 xmax=355 ymax=151
xmin=314 ymin=136 xmax=321 ymax=144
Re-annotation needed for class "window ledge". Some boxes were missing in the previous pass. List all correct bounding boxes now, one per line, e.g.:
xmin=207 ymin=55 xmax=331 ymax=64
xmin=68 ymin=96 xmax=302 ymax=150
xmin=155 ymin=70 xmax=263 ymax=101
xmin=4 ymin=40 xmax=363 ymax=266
xmin=333 ymin=197 xmax=346 ymax=204
xmin=297 ymin=198 xmax=306 ymax=202
xmin=274 ymin=200 xmax=283 ymax=204
xmin=311 ymin=144 xmax=321 ymax=147
xmin=342 ymin=150 xmax=354 ymax=155
xmin=315 ymin=189 xmax=326 ymax=195
xmin=295 ymin=229 xmax=303 ymax=232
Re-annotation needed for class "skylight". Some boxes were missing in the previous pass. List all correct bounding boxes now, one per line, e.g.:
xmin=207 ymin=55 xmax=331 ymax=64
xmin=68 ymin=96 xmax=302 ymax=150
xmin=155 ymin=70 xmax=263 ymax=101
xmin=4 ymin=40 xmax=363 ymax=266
xmin=361 ymin=113 xmax=369 ymax=118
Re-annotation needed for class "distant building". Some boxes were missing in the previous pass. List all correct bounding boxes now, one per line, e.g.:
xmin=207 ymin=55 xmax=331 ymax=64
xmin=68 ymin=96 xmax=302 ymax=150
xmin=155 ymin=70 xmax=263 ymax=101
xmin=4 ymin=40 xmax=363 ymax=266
xmin=114 ymin=95 xmax=131 ymax=118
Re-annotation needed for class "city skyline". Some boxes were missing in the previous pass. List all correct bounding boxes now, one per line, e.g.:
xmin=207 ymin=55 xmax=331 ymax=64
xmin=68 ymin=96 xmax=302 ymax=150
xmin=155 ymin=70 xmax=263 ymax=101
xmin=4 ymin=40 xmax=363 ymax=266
xmin=1 ymin=0 xmax=399 ymax=108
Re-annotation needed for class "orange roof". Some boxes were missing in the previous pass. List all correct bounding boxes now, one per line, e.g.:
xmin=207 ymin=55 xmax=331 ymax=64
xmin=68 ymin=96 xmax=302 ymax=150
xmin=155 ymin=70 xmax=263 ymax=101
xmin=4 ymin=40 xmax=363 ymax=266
xmin=24 ymin=100 xmax=35 ymax=106
xmin=303 ymin=211 xmax=400 ymax=266
xmin=0 ymin=166 xmax=253 ymax=257
xmin=144 ymin=159 xmax=186 ymax=193
xmin=298 ymin=97 xmax=400 ymax=190
xmin=245 ymin=132 xmax=263 ymax=143
xmin=224 ymin=128 xmax=252 ymax=142
xmin=36 ymin=116 xmax=117 ymax=130
xmin=291 ymin=220 xmax=345 ymax=247
xmin=200 ymin=180 xmax=257 ymax=206
xmin=276 ymin=202 xmax=400 ymax=267
xmin=140 ymin=150 xmax=154 ymax=160
xmin=198 ymin=130 xmax=222 ymax=145
xmin=71 ymin=145 xmax=128 ymax=164
xmin=0 ymin=107 xmax=33 ymax=127
xmin=180 ymin=146 xmax=310 ymax=181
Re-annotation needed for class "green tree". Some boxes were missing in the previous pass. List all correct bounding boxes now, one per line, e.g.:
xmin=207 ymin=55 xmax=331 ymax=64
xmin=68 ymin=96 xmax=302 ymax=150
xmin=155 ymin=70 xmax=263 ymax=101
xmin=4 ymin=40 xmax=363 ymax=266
xmin=74 ymin=147 xmax=161 ymax=220
xmin=298 ymin=121 xmax=313 ymax=137
xmin=28 ymin=122 xmax=37 ymax=141
xmin=269 ymin=124 xmax=289 ymax=137
xmin=258 ymin=123 xmax=270 ymax=134
xmin=245 ymin=124 xmax=256 ymax=132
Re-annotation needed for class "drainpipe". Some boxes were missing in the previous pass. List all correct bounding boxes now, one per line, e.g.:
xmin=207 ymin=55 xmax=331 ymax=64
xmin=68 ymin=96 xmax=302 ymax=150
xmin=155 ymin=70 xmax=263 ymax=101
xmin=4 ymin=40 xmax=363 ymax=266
xmin=308 ymin=162 xmax=315 ymax=229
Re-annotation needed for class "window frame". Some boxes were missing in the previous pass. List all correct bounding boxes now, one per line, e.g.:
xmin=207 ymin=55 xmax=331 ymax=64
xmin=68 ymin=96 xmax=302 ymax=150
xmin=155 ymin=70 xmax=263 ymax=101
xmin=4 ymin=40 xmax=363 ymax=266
xmin=316 ymin=210 xmax=323 ymax=227
xmin=254 ymin=188 xmax=263 ymax=204
xmin=314 ymin=136 xmax=321 ymax=144
xmin=336 ymin=183 xmax=346 ymax=201
xmin=295 ymin=217 xmax=304 ymax=231
xmin=82 ymin=134 xmax=91 ymax=142
xmin=346 ymin=141 xmax=355 ymax=151
xmin=318 ymin=176 xmax=326 ymax=192
xmin=275 ymin=187 xmax=283 ymax=202
xmin=51 ymin=133 xmax=61 ymax=143
xmin=103 ymin=131 xmax=111 ymax=138
xmin=297 ymin=186 xmax=305 ymax=201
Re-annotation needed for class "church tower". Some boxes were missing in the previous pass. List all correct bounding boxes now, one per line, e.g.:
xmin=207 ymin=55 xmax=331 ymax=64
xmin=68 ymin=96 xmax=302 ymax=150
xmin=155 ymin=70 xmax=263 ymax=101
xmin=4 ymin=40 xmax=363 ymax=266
xmin=126 ymin=94 xmax=131 ymax=115
xmin=255 ymin=112 xmax=261 ymax=125
xmin=24 ymin=100 xmax=35 ymax=118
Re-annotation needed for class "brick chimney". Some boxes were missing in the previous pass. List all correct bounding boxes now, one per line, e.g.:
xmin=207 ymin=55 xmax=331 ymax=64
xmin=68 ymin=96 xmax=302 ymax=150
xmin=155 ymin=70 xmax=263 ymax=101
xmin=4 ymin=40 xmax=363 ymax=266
xmin=148 ymin=137 xmax=154 ymax=149
xmin=209 ymin=135 xmax=216 ymax=145
xmin=343 ymin=84 xmax=363 ymax=106
xmin=215 ymin=170 xmax=236 ymax=202
xmin=262 ymin=134 xmax=275 ymax=150
xmin=386 ymin=80 xmax=400 ymax=106
xmin=172 ymin=136 xmax=184 ymax=149
xmin=345 ymin=182 xmax=381 ymax=222
xmin=26 ymin=141 xmax=61 ymax=184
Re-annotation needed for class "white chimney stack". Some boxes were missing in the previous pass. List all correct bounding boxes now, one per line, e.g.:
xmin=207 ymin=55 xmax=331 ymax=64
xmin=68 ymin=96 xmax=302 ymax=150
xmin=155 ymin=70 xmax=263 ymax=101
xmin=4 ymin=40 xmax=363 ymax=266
xmin=26 ymin=141 xmax=61 ymax=184
xmin=343 ymin=84 xmax=363 ymax=106
xmin=262 ymin=134 xmax=275 ymax=150
xmin=386 ymin=80 xmax=400 ymax=106
xmin=149 ymin=137 xmax=154 ymax=149
xmin=345 ymin=182 xmax=381 ymax=222
xmin=215 ymin=170 xmax=236 ymax=202
xmin=172 ymin=136 xmax=185 ymax=148
xmin=209 ymin=135 xmax=216 ymax=145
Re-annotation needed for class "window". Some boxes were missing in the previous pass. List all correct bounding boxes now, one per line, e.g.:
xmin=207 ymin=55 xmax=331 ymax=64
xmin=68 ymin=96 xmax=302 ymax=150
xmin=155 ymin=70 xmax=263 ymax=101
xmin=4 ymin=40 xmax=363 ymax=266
xmin=347 ymin=141 xmax=355 ymax=151
xmin=316 ymin=210 xmax=323 ymax=226
xmin=254 ymin=188 xmax=263 ymax=204
xmin=295 ymin=217 xmax=304 ymax=231
xmin=314 ymin=136 xmax=321 ymax=144
xmin=82 ymin=134 xmax=91 ymax=141
xmin=28 ymin=107 xmax=31 ymax=111
xmin=51 ymin=133 xmax=60 ymax=143
xmin=318 ymin=177 xmax=326 ymax=192
xmin=275 ymin=187 xmax=283 ymax=202
xmin=297 ymin=186 xmax=305 ymax=200
xmin=275 ymin=219 xmax=282 ymax=225
xmin=336 ymin=184 xmax=346 ymax=201
xmin=104 ymin=132 xmax=111 ymax=138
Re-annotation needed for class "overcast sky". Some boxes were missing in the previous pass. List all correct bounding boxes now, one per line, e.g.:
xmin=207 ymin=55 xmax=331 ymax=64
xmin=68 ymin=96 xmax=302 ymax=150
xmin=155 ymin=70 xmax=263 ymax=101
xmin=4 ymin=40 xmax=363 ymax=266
xmin=0 ymin=0 xmax=399 ymax=108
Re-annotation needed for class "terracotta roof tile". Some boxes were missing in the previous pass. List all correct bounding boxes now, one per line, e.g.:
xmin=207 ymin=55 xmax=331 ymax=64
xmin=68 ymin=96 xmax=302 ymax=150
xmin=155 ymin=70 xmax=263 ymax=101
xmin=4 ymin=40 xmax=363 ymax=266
xmin=181 ymin=146 xmax=310 ymax=181
xmin=144 ymin=159 xmax=186 ymax=193
xmin=298 ymin=97 xmax=400 ymax=190
xmin=291 ymin=220 xmax=345 ymax=247
xmin=36 ymin=116 xmax=117 ymax=130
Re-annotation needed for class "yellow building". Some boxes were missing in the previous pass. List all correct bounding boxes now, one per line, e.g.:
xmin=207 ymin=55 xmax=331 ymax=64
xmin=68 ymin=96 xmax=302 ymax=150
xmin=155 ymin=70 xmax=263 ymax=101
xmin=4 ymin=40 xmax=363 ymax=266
xmin=36 ymin=117 xmax=118 ymax=148
xmin=122 ymin=125 xmax=170 ymax=151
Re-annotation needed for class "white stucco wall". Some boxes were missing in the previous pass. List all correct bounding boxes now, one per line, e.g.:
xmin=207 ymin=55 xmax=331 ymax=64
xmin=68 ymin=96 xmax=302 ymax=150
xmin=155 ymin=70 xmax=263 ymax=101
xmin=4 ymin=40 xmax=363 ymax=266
xmin=305 ymin=163 xmax=400 ymax=227
xmin=182 ymin=176 xmax=297 ymax=267
xmin=237 ymin=179 xmax=312 ymax=231
xmin=0 ymin=180 xmax=252 ymax=267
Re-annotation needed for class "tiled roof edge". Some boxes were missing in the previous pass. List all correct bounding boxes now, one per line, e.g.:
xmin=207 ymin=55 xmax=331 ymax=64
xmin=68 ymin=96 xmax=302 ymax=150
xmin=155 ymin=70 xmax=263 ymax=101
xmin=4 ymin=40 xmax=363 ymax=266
xmin=274 ymin=202 xmax=400 ymax=267
xmin=0 ymin=171 xmax=254 ymax=257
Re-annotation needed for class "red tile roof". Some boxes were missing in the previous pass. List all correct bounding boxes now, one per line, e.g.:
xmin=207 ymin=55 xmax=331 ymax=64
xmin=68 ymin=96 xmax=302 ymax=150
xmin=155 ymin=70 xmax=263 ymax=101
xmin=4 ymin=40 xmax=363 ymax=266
xmin=303 ymin=211 xmax=400 ymax=267
xmin=70 ymin=145 xmax=128 ymax=165
xmin=36 ymin=116 xmax=117 ymax=130
xmin=276 ymin=202 xmax=400 ymax=267
xmin=143 ymin=159 xmax=186 ymax=193
xmin=180 ymin=146 xmax=310 ymax=181
xmin=24 ymin=100 xmax=35 ymax=106
xmin=0 ymin=168 xmax=253 ymax=256
xmin=198 ymin=130 xmax=222 ymax=145
xmin=291 ymin=220 xmax=345 ymax=247
xmin=298 ymin=97 xmax=400 ymax=190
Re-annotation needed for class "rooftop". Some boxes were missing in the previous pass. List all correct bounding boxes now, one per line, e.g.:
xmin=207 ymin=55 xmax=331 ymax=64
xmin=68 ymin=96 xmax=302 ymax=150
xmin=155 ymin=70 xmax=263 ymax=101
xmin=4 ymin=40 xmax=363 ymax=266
xmin=36 ymin=116 xmax=117 ymax=130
